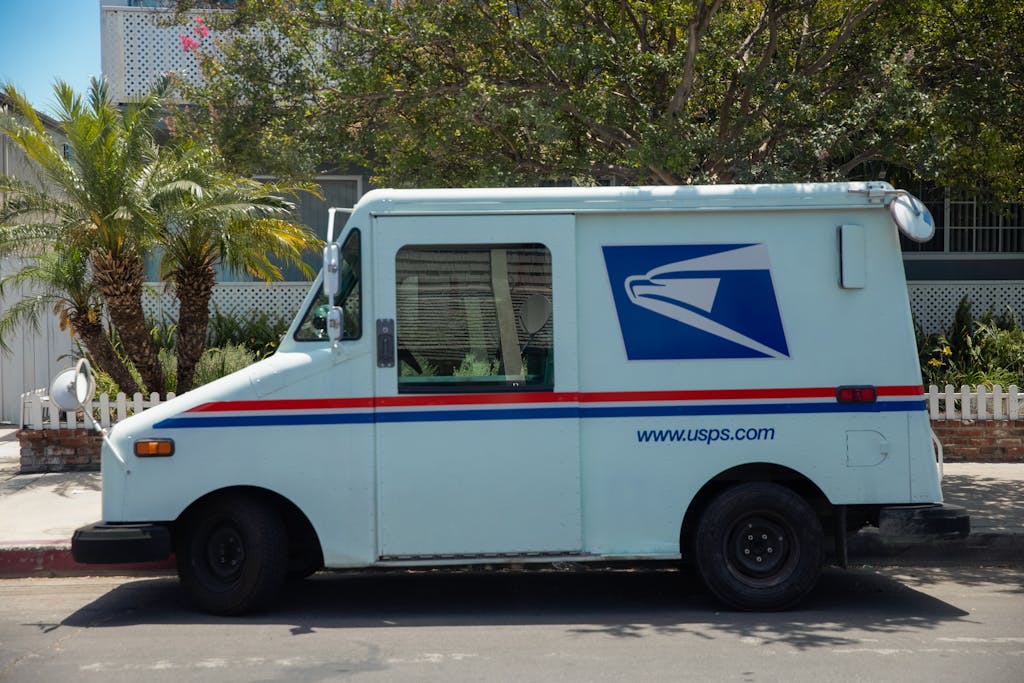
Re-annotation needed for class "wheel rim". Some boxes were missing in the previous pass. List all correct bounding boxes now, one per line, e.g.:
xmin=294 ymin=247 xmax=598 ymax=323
xmin=724 ymin=512 xmax=798 ymax=587
xmin=202 ymin=523 xmax=246 ymax=582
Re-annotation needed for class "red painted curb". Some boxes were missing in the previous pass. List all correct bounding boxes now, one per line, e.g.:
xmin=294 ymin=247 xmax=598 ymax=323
xmin=0 ymin=545 xmax=175 ymax=577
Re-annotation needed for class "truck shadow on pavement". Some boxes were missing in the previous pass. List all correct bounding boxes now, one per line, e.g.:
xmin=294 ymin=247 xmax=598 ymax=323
xmin=61 ymin=566 xmax=979 ymax=649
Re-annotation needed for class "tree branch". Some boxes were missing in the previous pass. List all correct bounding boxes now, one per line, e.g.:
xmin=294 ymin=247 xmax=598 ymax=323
xmin=667 ymin=0 xmax=726 ymax=116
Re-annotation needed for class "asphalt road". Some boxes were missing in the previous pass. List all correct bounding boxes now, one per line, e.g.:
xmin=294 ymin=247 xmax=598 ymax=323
xmin=1 ymin=564 xmax=1022 ymax=682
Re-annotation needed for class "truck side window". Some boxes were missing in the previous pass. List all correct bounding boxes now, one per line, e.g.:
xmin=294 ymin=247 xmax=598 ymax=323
xmin=295 ymin=229 xmax=362 ymax=341
xmin=396 ymin=243 xmax=553 ymax=393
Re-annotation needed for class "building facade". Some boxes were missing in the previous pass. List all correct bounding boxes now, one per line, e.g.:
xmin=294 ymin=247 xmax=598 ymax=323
xmin=0 ymin=95 xmax=76 ymax=424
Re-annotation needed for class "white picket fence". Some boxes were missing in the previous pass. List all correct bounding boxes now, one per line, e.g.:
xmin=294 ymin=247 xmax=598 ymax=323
xmin=19 ymin=385 xmax=1023 ymax=430
xmin=20 ymin=390 xmax=176 ymax=430
xmin=926 ymin=384 xmax=1021 ymax=421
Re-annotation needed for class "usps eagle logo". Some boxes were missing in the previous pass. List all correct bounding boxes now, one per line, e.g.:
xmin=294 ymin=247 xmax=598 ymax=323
xmin=602 ymin=244 xmax=789 ymax=360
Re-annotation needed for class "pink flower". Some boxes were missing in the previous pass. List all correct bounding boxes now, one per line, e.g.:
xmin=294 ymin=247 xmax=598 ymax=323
xmin=180 ymin=34 xmax=199 ymax=52
xmin=194 ymin=16 xmax=209 ymax=39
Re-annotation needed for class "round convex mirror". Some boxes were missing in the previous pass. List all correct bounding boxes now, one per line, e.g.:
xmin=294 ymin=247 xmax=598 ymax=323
xmin=890 ymin=193 xmax=935 ymax=243
xmin=74 ymin=358 xmax=96 ymax=406
xmin=520 ymin=294 xmax=552 ymax=335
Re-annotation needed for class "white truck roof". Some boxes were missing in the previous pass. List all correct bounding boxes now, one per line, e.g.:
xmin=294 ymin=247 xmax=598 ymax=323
xmin=356 ymin=182 xmax=897 ymax=215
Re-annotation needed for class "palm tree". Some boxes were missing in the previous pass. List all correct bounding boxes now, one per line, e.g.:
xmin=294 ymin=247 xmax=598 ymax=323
xmin=151 ymin=143 xmax=319 ymax=392
xmin=0 ymin=78 xmax=168 ymax=393
xmin=0 ymin=246 xmax=141 ymax=395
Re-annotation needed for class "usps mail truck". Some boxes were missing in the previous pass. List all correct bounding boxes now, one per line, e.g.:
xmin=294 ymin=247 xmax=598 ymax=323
xmin=70 ymin=182 xmax=968 ymax=614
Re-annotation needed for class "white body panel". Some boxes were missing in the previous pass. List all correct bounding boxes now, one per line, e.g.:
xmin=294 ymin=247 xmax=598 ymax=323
xmin=99 ymin=182 xmax=942 ymax=567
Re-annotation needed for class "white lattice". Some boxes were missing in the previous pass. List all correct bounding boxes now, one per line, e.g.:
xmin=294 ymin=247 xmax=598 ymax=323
xmin=103 ymin=7 xmax=242 ymax=103
xmin=908 ymin=281 xmax=1024 ymax=334
xmin=142 ymin=281 xmax=314 ymax=322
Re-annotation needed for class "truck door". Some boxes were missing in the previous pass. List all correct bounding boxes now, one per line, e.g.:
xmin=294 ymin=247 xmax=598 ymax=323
xmin=372 ymin=213 xmax=581 ymax=559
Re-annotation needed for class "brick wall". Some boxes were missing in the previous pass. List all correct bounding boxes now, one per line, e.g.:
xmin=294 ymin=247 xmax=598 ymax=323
xmin=17 ymin=429 xmax=103 ymax=473
xmin=932 ymin=420 xmax=1024 ymax=462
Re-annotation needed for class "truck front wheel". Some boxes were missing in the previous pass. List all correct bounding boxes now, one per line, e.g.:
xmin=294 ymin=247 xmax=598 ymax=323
xmin=177 ymin=494 xmax=288 ymax=615
xmin=694 ymin=482 xmax=822 ymax=611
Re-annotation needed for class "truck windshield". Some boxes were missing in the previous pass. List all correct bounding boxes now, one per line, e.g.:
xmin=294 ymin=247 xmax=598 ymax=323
xmin=294 ymin=229 xmax=361 ymax=341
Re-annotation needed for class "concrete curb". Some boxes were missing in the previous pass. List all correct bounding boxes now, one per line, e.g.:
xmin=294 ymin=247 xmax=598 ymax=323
xmin=847 ymin=532 xmax=1024 ymax=565
xmin=0 ymin=543 xmax=175 ymax=578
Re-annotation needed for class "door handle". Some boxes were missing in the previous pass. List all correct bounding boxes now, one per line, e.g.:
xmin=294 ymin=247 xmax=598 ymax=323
xmin=377 ymin=319 xmax=395 ymax=368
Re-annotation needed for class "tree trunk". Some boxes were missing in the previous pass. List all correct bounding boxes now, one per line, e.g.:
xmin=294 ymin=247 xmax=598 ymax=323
xmin=91 ymin=251 xmax=165 ymax=395
xmin=173 ymin=263 xmax=216 ymax=393
xmin=71 ymin=312 xmax=141 ymax=396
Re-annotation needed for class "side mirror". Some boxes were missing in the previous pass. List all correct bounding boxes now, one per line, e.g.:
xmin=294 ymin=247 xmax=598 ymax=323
xmin=890 ymin=193 xmax=935 ymax=243
xmin=323 ymin=242 xmax=341 ymax=297
xmin=50 ymin=358 xmax=96 ymax=411
xmin=326 ymin=306 xmax=344 ymax=343
xmin=520 ymin=294 xmax=552 ymax=335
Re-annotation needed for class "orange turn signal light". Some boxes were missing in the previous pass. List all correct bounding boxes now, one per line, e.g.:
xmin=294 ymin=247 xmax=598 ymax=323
xmin=134 ymin=439 xmax=175 ymax=457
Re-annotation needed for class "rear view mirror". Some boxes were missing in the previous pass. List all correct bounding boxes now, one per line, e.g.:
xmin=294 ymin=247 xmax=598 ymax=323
xmin=50 ymin=358 xmax=96 ymax=411
xmin=520 ymin=294 xmax=552 ymax=335
xmin=326 ymin=306 xmax=344 ymax=343
xmin=323 ymin=242 xmax=341 ymax=297
xmin=890 ymin=193 xmax=935 ymax=243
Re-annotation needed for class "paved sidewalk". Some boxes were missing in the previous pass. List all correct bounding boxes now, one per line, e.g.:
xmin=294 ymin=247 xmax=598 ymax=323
xmin=0 ymin=427 xmax=173 ymax=576
xmin=0 ymin=425 xmax=1021 ymax=577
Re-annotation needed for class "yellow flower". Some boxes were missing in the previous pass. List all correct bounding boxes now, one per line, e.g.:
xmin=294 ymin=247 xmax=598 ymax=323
xmin=942 ymin=346 xmax=952 ymax=356
xmin=928 ymin=358 xmax=942 ymax=367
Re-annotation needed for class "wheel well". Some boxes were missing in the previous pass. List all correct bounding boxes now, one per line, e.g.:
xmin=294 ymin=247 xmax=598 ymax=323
xmin=174 ymin=486 xmax=323 ymax=566
xmin=679 ymin=463 xmax=831 ymax=560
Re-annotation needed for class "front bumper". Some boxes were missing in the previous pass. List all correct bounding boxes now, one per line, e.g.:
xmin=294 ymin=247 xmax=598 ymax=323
xmin=71 ymin=522 xmax=173 ymax=564
xmin=877 ymin=504 xmax=970 ymax=543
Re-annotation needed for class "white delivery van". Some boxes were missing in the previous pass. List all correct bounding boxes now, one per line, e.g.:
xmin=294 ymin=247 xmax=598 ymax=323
xmin=71 ymin=182 xmax=968 ymax=614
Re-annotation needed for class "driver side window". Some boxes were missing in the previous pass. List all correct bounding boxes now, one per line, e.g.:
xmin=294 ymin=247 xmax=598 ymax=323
xmin=294 ymin=229 xmax=362 ymax=341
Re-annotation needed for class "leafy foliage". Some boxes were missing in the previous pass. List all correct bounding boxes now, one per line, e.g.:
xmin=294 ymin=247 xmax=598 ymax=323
xmin=1 ymin=78 xmax=319 ymax=393
xmin=172 ymin=0 xmax=1024 ymax=197
xmin=204 ymin=309 xmax=291 ymax=360
xmin=919 ymin=297 xmax=1024 ymax=388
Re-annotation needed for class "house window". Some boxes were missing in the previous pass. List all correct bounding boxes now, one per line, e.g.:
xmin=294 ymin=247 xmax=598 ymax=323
xmin=395 ymin=243 xmax=553 ymax=393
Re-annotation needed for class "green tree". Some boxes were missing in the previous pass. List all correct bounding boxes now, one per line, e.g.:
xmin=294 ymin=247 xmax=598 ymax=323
xmin=150 ymin=142 xmax=319 ymax=392
xmin=1 ymin=79 xmax=169 ymax=393
xmin=2 ymin=78 xmax=320 ymax=395
xmin=0 ymin=246 xmax=141 ymax=395
xmin=170 ymin=0 xmax=1023 ymax=196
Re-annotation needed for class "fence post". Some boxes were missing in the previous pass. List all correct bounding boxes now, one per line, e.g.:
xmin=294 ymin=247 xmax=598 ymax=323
xmin=928 ymin=386 xmax=939 ymax=419
xmin=1010 ymin=385 xmax=1020 ymax=420
xmin=992 ymin=385 xmax=1004 ymax=420
xmin=960 ymin=385 xmax=973 ymax=419
xmin=99 ymin=393 xmax=111 ymax=428
xmin=944 ymin=385 xmax=956 ymax=420
xmin=24 ymin=394 xmax=43 ymax=430
xmin=116 ymin=393 xmax=128 ymax=422
xmin=977 ymin=385 xmax=988 ymax=420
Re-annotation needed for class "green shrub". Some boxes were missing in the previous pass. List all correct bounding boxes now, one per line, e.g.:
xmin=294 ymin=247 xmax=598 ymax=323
xmin=918 ymin=297 xmax=1023 ymax=388
xmin=206 ymin=309 xmax=290 ymax=360
xmin=93 ymin=344 xmax=256 ymax=395
xmin=192 ymin=344 xmax=258 ymax=388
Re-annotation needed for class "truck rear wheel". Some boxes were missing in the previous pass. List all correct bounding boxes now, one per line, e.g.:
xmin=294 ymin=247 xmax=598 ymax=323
xmin=694 ymin=482 xmax=822 ymax=611
xmin=177 ymin=494 xmax=288 ymax=615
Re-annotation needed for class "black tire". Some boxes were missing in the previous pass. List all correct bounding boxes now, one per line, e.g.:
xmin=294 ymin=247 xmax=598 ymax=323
xmin=694 ymin=482 xmax=823 ymax=611
xmin=177 ymin=493 xmax=288 ymax=615
xmin=286 ymin=543 xmax=323 ymax=581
